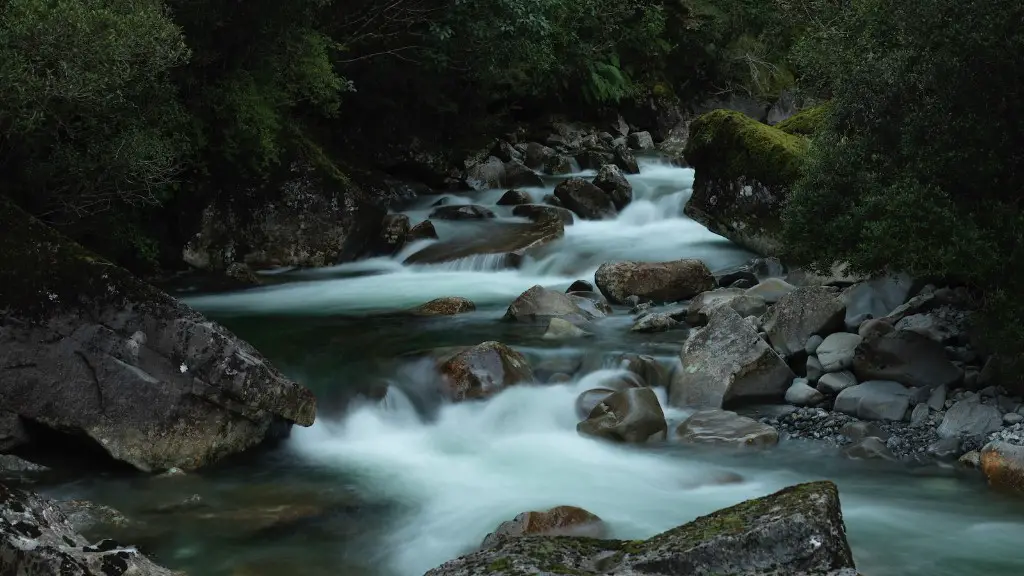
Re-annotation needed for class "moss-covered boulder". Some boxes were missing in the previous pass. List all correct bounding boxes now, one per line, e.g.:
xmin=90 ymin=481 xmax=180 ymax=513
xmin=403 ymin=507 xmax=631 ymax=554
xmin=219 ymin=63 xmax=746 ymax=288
xmin=776 ymin=103 xmax=831 ymax=137
xmin=0 ymin=198 xmax=316 ymax=472
xmin=683 ymin=109 xmax=809 ymax=257
xmin=423 ymin=481 xmax=857 ymax=576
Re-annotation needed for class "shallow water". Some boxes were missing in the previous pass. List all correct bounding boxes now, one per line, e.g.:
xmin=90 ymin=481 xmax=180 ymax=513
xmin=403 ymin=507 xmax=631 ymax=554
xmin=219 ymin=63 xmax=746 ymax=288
xmin=43 ymin=160 xmax=1024 ymax=576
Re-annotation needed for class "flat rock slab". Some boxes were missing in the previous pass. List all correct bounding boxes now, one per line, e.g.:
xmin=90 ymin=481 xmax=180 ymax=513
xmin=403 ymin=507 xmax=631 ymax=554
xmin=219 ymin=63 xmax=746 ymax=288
xmin=676 ymin=409 xmax=779 ymax=449
xmin=852 ymin=330 xmax=962 ymax=389
xmin=424 ymin=481 xmax=857 ymax=576
xmin=834 ymin=380 xmax=912 ymax=421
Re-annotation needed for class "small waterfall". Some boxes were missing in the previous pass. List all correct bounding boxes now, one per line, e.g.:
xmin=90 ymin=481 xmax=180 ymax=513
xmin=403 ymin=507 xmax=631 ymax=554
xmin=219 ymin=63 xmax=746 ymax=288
xmin=429 ymin=253 xmax=512 ymax=272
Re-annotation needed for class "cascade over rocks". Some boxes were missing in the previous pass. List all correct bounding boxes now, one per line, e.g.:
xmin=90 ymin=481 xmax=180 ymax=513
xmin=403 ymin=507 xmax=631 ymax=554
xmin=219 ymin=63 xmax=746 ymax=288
xmin=594 ymin=259 xmax=715 ymax=304
xmin=1 ymin=483 xmax=180 ymax=575
xmin=592 ymin=164 xmax=633 ymax=210
xmin=553 ymin=177 xmax=617 ymax=220
xmin=512 ymin=204 xmax=575 ymax=226
xmin=404 ymin=219 xmax=563 ymax=267
xmin=670 ymin=306 xmax=795 ymax=409
xmin=424 ymin=481 xmax=857 ymax=576
xmin=496 ymin=189 xmax=532 ymax=206
xmin=407 ymin=219 xmax=439 ymax=242
xmin=437 ymin=342 xmax=534 ymax=402
xmin=0 ymin=199 xmax=316 ymax=472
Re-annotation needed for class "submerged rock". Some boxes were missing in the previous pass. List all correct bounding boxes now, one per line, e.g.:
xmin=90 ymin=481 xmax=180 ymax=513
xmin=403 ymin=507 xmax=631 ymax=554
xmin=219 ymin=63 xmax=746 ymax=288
xmin=411 ymin=297 xmax=477 ymax=316
xmin=676 ymin=409 xmax=779 ymax=449
xmin=670 ymin=306 xmax=795 ymax=409
xmin=575 ymin=388 xmax=617 ymax=420
xmin=683 ymin=109 xmax=809 ymax=257
xmin=0 ymin=483 xmax=180 ymax=575
xmin=554 ymin=177 xmax=617 ymax=220
xmin=577 ymin=387 xmax=667 ymax=444
xmin=0 ymin=199 xmax=316 ymax=472
xmin=404 ymin=219 xmax=563 ymax=267
xmin=543 ymin=318 xmax=592 ymax=340
xmin=367 ymin=213 xmax=410 ymax=256
xmin=437 ymin=342 xmax=534 ymax=402
xmin=511 ymin=203 xmax=575 ymax=226
xmin=686 ymin=288 xmax=767 ymax=326
xmin=424 ymin=481 xmax=857 ymax=576
xmin=481 ymin=506 xmax=606 ymax=549
xmin=631 ymin=312 xmax=678 ymax=333
xmin=595 ymin=259 xmax=715 ymax=305
xmin=505 ymin=285 xmax=603 ymax=326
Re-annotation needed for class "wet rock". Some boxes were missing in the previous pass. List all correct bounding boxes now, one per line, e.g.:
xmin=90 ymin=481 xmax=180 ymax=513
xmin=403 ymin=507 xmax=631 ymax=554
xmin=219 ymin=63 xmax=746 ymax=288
xmin=595 ymin=259 xmax=715 ymax=305
xmin=553 ymin=177 xmax=617 ymax=220
xmin=592 ymin=165 xmax=633 ymax=210
xmin=511 ymin=203 xmax=575 ymax=226
xmin=786 ymin=379 xmax=825 ymax=407
xmin=224 ymin=262 xmax=261 ymax=285
xmin=628 ymin=131 xmax=655 ymax=150
xmin=844 ymin=437 xmax=896 ymax=461
xmin=834 ymin=381 xmax=912 ymax=421
xmin=670 ymin=306 xmax=794 ymax=409
xmin=502 ymin=160 xmax=544 ymax=188
xmin=481 ymin=506 xmax=607 ymax=549
xmin=407 ymin=219 xmax=439 ymax=242
xmin=411 ymin=297 xmax=476 ymax=316
xmin=840 ymin=421 xmax=890 ymax=442
xmin=567 ymin=291 xmax=614 ymax=316
xmin=466 ymin=156 xmax=505 ymax=189
xmin=858 ymin=317 xmax=894 ymax=340
xmin=496 ymin=190 xmax=532 ymax=206
xmin=505 ymin=285 xmax=603 ymax=326
xmin=745 ymin=277 xmax=797 ymax=304
xmin=577 ymin=387 xmax=667 ymax=444
xmin=806 ymin=355 xmax=824 ymax=383
xmin=490 ymin=140 xmax=522 ymax=163
xmin=0 ymin=455 xmax=48 ymax=476
xmin=523 ymin=142 xmax=557 ymax=170
xmin=685 ymin=288 xmax=767 ymax=326
xmin=818 ymin=371 xmax=858 ymax=395
xmin=566 ymin=280 xmax=594 ymax=293
xmin=613 ymin=354 xmax=670 ymax=388
xmin=0 ymin=484 xmax=179 ymax=575
xmin=761 ymin=286 xmax=846 ymax=357
xmin=928 ymin=383 xmax=948 ymax=411
xmin=980 ymin=441 xmax=1024 ymax=495
xmin=676 ymin=409 xmax=779 ymax=449
xmin=0 ymin=200 xmax=316 ymax=472
xmin=612 ymin=146 xmax=640 ymax=174
xmin=631 ymin=313 xmax=678 ymax=333
xmin=852 ymin=331 xmax=962 ymax=390
xmin=368 ymin=214 xmax=410 ymax=256
xmin=430 ymin=204 xmax=496 ymax=220
xmin=404 ymin=219 xmax=563 ymax=266
xmin=548 ymin=373 xmax=573 ymax=384
xmin=56 ymin=500 xmax=131 ymax=534
xmin=543 ymin=318 xmax=592 ymax=340
xmin=543 ymin=154 xmax=574 ymax=175
xmin=438 ymin=342 xmax=534 ymax=402
xmin=423 ymin=481 xmax=857 ymax=576
xmin=805 ymin=334 xmax=824 ymax=355
xmin=817 ymin=333 xmax=863 ymax=372
xmin=575 ymin=388 xmax=617 ymax=419
xmin=936 ymin=397 xmax=1003 ymax=438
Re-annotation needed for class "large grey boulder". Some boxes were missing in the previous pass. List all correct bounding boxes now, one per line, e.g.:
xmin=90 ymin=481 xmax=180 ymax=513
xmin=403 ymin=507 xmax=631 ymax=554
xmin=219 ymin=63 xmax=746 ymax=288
xmin=670 ymin=307 xmax=795 ymax=409
xmin=504 ymin=285 xmax=604 ymax=326
xmin=0 ymin=200 xmax=316 ymax=473
xmin=817 ymin=333 xmax=863 ymax=372
xmin=1 ymin=483 xmax=180 ymax=575
xmin=852 ymin=331 xmax=962 ymax=389
xmin=937 ymin=397 xmax=1004 ymax=438
xmin=577 ymin=388 xmax=667 ymax=444
xmin=595 ymin=259 xmax=715 ymax=305
xmin=761 ymin=286 xmax=846 ymax=357
xmin=834 ymin=381 xmax=912 ymax=421
xmin=686 ymin=289 xmax=767 ymax=326
xmin=980 ymin=442 xmax=1024 ymax=496
xmin=424 ymin=481 xmax=858 ymax=576
xmin=676 ymin=409 xmax=779 ymax=449
xmin=553 ymin=177 xmax=617 ymax=220
xmin=842 ymin=273 xmax=914 ymax=330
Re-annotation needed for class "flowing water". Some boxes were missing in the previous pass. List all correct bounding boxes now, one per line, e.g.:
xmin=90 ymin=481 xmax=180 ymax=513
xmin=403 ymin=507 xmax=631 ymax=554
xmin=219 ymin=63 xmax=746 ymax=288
xmin=43 ymin=159 xmax=1024 ymax=575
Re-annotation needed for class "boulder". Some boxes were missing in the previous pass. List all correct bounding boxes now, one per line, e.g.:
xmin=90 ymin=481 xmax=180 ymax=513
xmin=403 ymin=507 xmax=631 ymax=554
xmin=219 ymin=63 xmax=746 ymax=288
xmin=407 ymin=219 xmax=439 ymax=243
xmin=466 ymin=156 xmax=505 ymax=189
xmin=522 ymin=142 xmax=557 ymax=170
xmin=368 ymin=213 xmax=410 ymax=256
xmin=430 ymin=204 xmax=496 ymax=220
xmin=576 ymin=387 xmax=667 ymax=444
xmin=496 ymin=190 xmax=532 ymax=206
xmin=683 ymin=110 xmax=809 ymax=256
xmin=0 ymin=483 xmax=180 ymax=575
xmin=686 ymin=289 xmax=767 ymax=326
xmin=840 ymin=421 xmax=890 ymax=442
xmin=504 ymin=285 xmax=603 ymax=326
xmin=670 ymin=306 xmax=795 ymax=409
xmin=567 ymin=292 xmax=614 ymax=317
xmin=502 ymin=160 xmax=544 ymax=188
xmin=423 ymin=481 xmax=857 ymax=576
xmin=761 ymin=286 xmax=846 ymax=357
xmin=566 ymin=280 xmax=594 ymax=293
xmin=805 ymin=335 xmax=824 ymax=355
xmin=676 ymin=409 xmax=779 ymax=449
xmin=543 ymin=318 xmax=592 ymax=340
xmin=592 ymin=165 xmax=633 ymax=210
xmin=543 ymin=154 xmax=574 ymax=175
xmin=818 ymin=371 xmax=858 ymax=395
xmin=437 ymin=342 xmax=534 ymax=402
xmin=553 ymin=177 xmax=617 ymax=220
xmin=412 ymin=297 xmax=476 ymax=316
xmin=628 ymin=131 xmax=655 ymax=150
xmin=817 ymin=333 xmax=863 ymax=372
xmin=404 ymin=219 xmax=563 ymax=267
xmin=613 ymin=354 xmax=670 ymax=388
xmin=936 ymin=397 xmax=1004 ymax=438
xmin=852 ymin=331 xmax=962 ymax=389
xmin=481 ymin=506 xmax=606 ymax=549
xmin=511 ymin=203 xmax=575 ymax=226
xmin=631 ymin=313 xmax=678 ymax=333
xmin=745 ymin=277 xmax=797 ymax=304
xmin=575 ymin=388 xmax=617 ymax=419
xmin=980 ymin=442 xmax=1024 ymax=495
xmin=613 ymin=146 xmax=640 ymax=174
xmin=0 ymin=200 xmax=316 ymax=472
xmin=595 ymin=259 xmax=715 ymax=305
xmin=785 ymin=379 xmax=825 ymax=407
xmin=183 ymin=162 xmax=384 ymax=272
xmin=834 ymin=381 xmax=912 ymax=421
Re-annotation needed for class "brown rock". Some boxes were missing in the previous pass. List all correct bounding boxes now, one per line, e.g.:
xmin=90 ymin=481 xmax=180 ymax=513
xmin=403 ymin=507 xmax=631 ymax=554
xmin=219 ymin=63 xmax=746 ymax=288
xmin=481 ymin=506 xmax=606 ymax=549
xmin=595 ymin=259 xmax=715 ymax=304
xmin=512 ymin=203 xmax=575 ymax=226
xmin=407 ymin=219 xmax=439 ymax=243
xmin=980 ymin=441 xmax=1024 ymax=495
xmin=404 ymin=219 xmax=563 ymax=267
xmin=576 ymin=387 xmax=667 ymax=443
xmin=412 ymin=297 xmax=476 ymax=316
xmin=438 ymin=342 xmax=534 ymax=402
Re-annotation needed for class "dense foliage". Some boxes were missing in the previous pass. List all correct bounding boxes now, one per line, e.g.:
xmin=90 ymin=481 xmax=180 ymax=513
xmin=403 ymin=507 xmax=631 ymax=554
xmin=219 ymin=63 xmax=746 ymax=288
xmin=781 ymin=0 xmax=1024 ymax=351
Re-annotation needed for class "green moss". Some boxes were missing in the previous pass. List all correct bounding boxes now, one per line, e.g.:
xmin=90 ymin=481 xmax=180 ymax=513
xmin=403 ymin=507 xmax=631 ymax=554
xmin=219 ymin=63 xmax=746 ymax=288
xmin=776 ymin=103 xmax=832 ymax=137
xmin=487 ymin=557 xmax=512 ymax=572
xmin=683 ymin=109 xmax=808 ymax=188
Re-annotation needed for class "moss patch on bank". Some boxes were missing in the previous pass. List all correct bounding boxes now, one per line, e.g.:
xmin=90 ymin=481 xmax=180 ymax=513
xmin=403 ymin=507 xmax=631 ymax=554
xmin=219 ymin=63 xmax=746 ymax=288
xmin=776 ymin=102 xmax=831 ymax=136
xmin=684 ymin=109 xmax=808 ymax=188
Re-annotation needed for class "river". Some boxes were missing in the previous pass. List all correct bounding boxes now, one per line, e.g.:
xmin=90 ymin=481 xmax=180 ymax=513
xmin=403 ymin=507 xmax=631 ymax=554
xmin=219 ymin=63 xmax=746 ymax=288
xmin=44 ymin=159 xmax=1024 ymax=575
